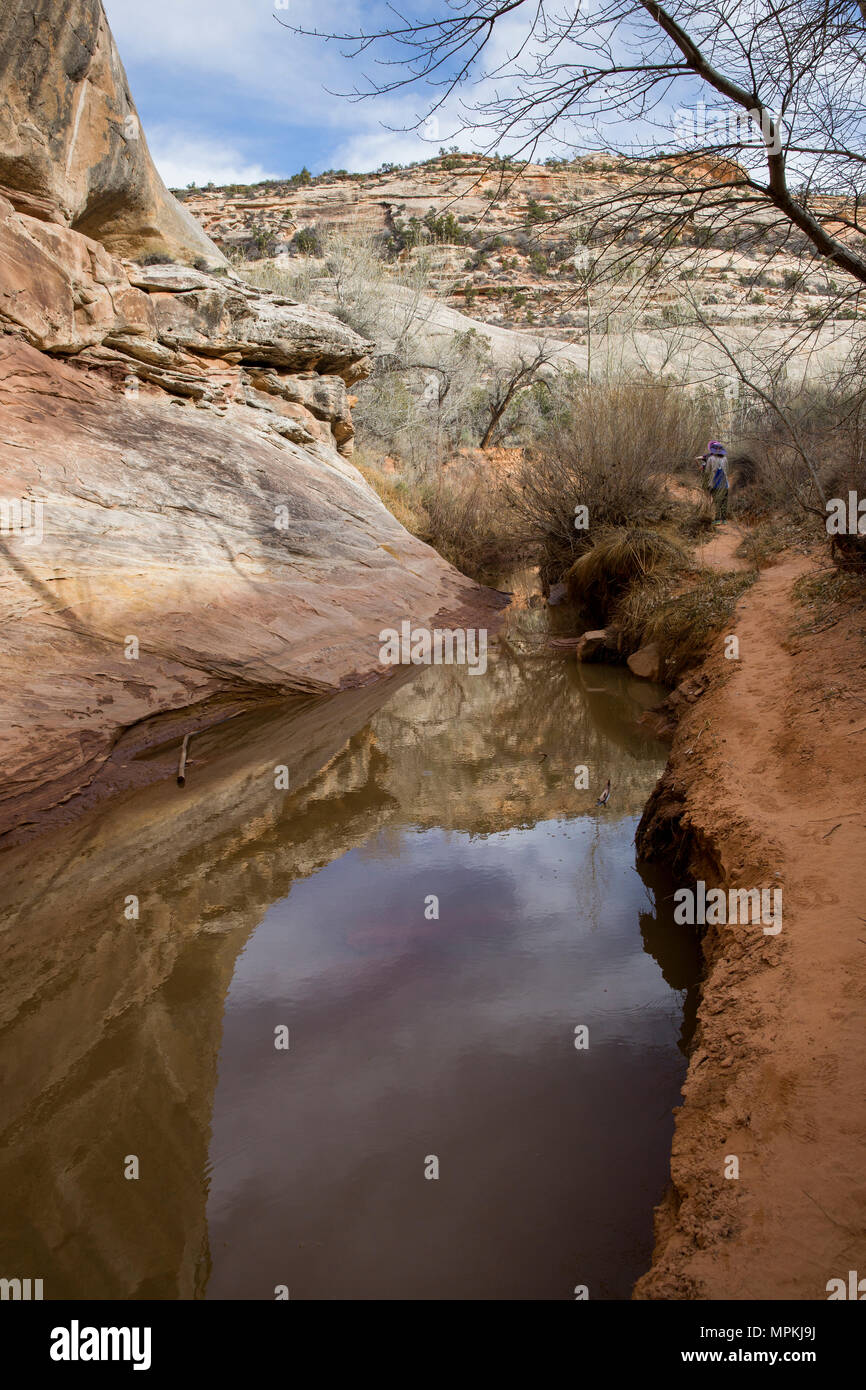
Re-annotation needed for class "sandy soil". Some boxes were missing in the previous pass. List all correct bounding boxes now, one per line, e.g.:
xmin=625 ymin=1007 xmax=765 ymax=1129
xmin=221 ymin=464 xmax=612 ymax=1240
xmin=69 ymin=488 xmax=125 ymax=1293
xmin=634 ymin=537 xmax=866 ymax=1300
xmin=694 ymin=520 xmax=754 ymax=573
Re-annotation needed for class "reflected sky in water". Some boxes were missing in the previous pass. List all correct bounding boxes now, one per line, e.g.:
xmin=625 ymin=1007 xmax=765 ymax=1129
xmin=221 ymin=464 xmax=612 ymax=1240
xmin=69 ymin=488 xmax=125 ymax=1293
xmin=0 ymin=649 xmax=698 ymax=1301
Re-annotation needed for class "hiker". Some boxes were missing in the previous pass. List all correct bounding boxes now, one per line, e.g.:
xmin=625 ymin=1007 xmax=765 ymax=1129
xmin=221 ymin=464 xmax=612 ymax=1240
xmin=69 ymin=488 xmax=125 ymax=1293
xmin=707 ymin=440 xmax=729 ymax=523
xmin=694 ymin=439 xmax=729 ymax=521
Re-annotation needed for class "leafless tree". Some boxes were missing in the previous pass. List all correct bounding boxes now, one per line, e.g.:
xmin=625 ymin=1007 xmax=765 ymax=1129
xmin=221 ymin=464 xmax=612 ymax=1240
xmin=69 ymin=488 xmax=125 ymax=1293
xmin=479 ymin=340 xmax=557 ymax=446
xmin=290 ymin=2 xmax=866 ymax=288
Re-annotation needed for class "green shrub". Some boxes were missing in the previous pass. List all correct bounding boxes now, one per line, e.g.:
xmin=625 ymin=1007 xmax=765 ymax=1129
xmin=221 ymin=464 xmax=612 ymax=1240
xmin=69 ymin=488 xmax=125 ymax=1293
xmin=525 ymin=198 xmax=549 ymax=223
xmin=291 ymin=227 xmax=322 ymax=256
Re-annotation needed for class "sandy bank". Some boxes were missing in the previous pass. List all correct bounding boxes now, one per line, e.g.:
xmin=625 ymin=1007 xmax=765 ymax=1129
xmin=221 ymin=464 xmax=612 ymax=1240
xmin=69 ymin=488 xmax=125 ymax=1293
xmin=634 ymin=546 xmax=866 ymax=1299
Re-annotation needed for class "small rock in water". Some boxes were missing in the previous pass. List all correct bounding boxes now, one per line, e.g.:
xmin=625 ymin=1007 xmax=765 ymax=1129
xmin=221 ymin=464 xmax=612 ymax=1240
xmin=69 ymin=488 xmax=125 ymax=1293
xmin=627 ymin=643 xmax=663 ymax=681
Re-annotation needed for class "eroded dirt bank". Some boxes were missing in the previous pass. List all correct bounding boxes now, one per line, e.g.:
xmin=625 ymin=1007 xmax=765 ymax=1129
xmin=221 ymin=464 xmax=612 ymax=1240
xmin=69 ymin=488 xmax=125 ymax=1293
xmin=633 ymin=544 xmax=866 ymax=1299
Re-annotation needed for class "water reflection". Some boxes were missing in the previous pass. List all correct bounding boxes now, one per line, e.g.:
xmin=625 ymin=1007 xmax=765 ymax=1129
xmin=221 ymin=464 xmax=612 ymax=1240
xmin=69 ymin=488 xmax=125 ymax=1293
xmin=0 ymin=647 xmax=696 ymax=1300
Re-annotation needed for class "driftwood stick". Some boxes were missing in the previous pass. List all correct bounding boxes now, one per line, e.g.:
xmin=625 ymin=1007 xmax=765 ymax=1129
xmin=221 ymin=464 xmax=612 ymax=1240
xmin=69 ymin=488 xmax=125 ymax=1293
xmin=177 ymin=732 xmax=191 ymax=787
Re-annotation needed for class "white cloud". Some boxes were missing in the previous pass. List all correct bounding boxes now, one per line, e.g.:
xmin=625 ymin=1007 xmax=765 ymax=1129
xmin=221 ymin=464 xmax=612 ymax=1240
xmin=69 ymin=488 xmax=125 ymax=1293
xmin=328 ymin=129 xmax=451 ymax=174
xmin=104 ymin=0 xmax=372 ymax=119
xmin=146 ymin=128 xmax=281 ymax=188
xmin=101 ymin=0 xmax=601 ymax=176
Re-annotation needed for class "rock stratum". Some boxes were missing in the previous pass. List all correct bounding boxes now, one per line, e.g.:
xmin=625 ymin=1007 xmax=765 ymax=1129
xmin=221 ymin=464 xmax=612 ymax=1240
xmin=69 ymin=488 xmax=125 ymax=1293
xmin=185 ymin=152 xmax=862 ymax=349
xmin=0 ymin=1 xmax=502 ymax=841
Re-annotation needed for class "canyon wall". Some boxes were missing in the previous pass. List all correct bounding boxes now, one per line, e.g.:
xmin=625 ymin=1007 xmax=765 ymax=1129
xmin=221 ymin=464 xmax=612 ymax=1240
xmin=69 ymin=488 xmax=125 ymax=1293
xmin=0 ymin=1 xmax=501 ymax=840
xmin=0 ymin=0 xmax=221 ymax=265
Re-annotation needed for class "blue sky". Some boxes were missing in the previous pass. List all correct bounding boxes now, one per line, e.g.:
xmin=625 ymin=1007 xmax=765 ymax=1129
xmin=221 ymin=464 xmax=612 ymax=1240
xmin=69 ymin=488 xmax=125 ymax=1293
xmin=103 ymin=0 xmax=732 ymax=190
xmin=103 ymin=0 xmax=511 ymax=187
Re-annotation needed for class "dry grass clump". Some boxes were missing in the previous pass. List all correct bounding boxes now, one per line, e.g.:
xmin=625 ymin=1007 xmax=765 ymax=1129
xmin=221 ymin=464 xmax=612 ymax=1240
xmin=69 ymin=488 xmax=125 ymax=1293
xmin=615 ymin=569 xmax=755 ymax=682
xmin=354 ymin=458 xmax=427 ymax=535
xmin=792 ymin=567 xmax=866 ymax=632
xmin=565 ymin=527 xmax=692 ymax=623
xmin=734 ymin=514 xmax=813 ymax=568
xmin=677 ymin=489 xmax=715 ymax=537
xmin=566 ymin=527 xmax=755 ymax=682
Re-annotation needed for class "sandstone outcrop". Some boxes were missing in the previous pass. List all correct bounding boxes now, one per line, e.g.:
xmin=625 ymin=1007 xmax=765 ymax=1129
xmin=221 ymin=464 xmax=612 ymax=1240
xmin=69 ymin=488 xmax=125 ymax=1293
xmin=0 ymin=0 xmax=222 ymax=266
xmin=0 ymin=2 xmax=503 ymax=840
xmin=575 ymin=629 xmax=618 ymax=663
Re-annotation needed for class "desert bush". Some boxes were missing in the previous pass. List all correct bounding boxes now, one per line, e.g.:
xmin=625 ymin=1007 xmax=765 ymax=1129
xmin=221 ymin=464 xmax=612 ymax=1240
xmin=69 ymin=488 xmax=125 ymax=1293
xmin=242 ymin=227 xmax=446 ymax=345
xmin=291 ymin=227 xmax=322 ymax=256
xmin=508 ymin=379 xmax=713 ymax=586
xmin=677 ymin=489 xmax=716 ymax=536
xmin=242 ymin=254 xmax=323 ymax=303
xmin=354 ymin=454 xmax=522 ymax=581
xmin=419 ymin=470 xmax=523 ymax=580
xmin=733 ymin=375 xmax=866 ymax=525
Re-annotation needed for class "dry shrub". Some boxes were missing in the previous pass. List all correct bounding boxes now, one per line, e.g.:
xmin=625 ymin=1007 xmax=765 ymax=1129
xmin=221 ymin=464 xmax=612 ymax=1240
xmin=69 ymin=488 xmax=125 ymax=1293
xmin=420 ymin=470 xmax=523 ymax=581
xmin=508 ymin=380 xmax=713 ymax=586
xmin=678 ymin=488 xmax=715 ymax=536
xmin=355 ymin=454 xmax=523 ymax=582
xmin=733 ymin=379 xmax=866 ymax=525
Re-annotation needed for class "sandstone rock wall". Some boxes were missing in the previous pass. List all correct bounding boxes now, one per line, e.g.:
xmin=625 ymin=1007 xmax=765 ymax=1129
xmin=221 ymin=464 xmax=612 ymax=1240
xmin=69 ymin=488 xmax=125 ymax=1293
xmin=0 ymin=0 xmax=222 ymax=265
xmin=0 ymin=2 xmax=502 ymax=840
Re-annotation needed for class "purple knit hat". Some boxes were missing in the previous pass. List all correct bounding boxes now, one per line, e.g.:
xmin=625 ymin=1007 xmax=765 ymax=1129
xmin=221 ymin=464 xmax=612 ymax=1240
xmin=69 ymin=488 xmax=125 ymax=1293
xmin=708 ymin=439 xmax=725 ymax=452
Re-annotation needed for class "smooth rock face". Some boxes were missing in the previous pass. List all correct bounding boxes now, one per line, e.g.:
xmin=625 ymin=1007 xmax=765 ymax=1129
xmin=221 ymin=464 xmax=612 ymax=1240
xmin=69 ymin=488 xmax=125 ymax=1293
xmin=0 ymin=1 xmax=503 ymax=838
xmin=0 ymin=0 xmax=223 ymax=265
xmin=0 ymin=335 xmax=501 ymax=837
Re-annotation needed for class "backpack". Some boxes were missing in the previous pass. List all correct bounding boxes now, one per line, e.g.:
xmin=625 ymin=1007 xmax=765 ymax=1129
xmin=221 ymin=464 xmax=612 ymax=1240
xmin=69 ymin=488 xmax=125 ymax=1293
xmin=710 ymin=450 xmax=727 ymax=488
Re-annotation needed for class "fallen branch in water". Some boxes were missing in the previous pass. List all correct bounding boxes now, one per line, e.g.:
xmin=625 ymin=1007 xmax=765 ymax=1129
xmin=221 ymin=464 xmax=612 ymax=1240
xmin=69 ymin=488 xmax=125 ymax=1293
xmin=177 ymin=733 xmax=191 ymax=787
